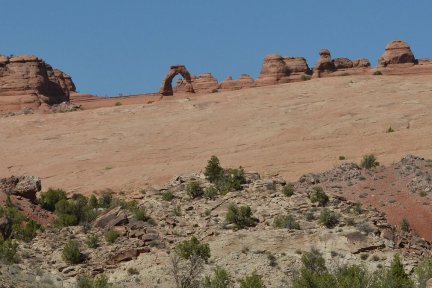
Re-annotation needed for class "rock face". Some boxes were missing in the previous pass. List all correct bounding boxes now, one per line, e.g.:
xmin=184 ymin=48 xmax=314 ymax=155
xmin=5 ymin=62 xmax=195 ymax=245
xmin=256 ymin=54 xmax=311 ymax=86
xmin=0 ymin=175 xmax=41 ymax=202
xmin=160 ymin=64 xmax=194 ymax=96
xmin=333 ymin=58 xmax=354 ymax=69
xmin=219 ymin=74 xmax=255 ymax=90
xmin=174 ymin=73 xmax=219 ymax=94
xmin=378 ymin=40 xmax=417 ymax=67
xmin=0 ymin=55 xmax=76 ymax=112
xmin=352 ymin=58 xmax=371 ymax=68
xmin=313 ymin=49 xmax=336 ymax=77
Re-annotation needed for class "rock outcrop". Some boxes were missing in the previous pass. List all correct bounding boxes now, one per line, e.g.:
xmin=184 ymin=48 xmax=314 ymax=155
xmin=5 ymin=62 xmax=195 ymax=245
xmin=219 ymin=74 xmax=255 ymax=90
xmin=174 ymin=73 xmax=219 ymax=94
xmin=313 ymin=49 xmax=336 ymax=77
xmin=0 ymin=55 xmax=76 ymax=112
xmin=0 ymin=175 xmax=41 ymax=202
xmin=333 ymin=57 xmax=354 ymax=69
xmin=378 ymin=40 xmax=417 ymax=67
xmin=256 ymin=54 xmax=311 ymax=86
xmin=352 ymin=58 xmax=371 ymax=68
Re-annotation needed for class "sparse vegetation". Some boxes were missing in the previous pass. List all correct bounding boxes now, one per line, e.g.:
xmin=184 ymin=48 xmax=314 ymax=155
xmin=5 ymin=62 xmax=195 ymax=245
xmin=339 ymin=156 xmax=346 ymax=160
xmin=104 ymin=229 xmax=119 ymax=244
xmin=387 ymin=126 xmax=395 ymax=133
xmin=401 ymin=218 xmax=410 ymax=232
xmin=360 ymin=154 xmax=379 ymax=169
xmin=128 ymin=267 xmax=140 ymax=275
xmin=273 ymin=215 xmax=300 ymax=230
xmin=309 ymin=186 xmax=329 ymax=206
xmin=204 ymin=185 xmax=219 ymax=200
xmin=319 ymin=208 xmax=339 ymax=228
xmin=204 ymin=155 xmax=224 ymax=183
xmin=225 ymin=204 xmax=257 ymax=229
xmin=203 ymin=266 xmax=231 ymax=288
xmin=162 ymin=190 xmax=175 ymax=201
xmin=282 ymin=183 xmax=295 ymax=197
xmin=204 ymin=155 xmax=246 ymax=194
xmin=0 ymin=239 xmax=18 ymax=264
xmin=187 ymin=181 xmax=204 ymax=199
xmin=301 ymin=74 xmax=311 ymax=81
xmin=175 ymin=236 xmax=210 ymax=262
xmin=239 ymin=271 xmax=266 ymax=288
xmin=38 ymin=188 xmax=67 ymax=211
xmin=62 ymin=240 xmax=83 ymax=264
xmin=373 ymin=70 xmax=383 ymax=75
xmin=76 ymin=274 xmax=112 ymax=288
xmin=86 ymin=234 xmax=99 ymax=249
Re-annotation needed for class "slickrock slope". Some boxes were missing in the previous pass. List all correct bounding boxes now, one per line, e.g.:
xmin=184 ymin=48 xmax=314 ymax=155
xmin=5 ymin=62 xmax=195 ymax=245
xmin=1 ymin=74 xmax=432 ymax=194
xmin=0 ymin=55 xmax=76 ymax=112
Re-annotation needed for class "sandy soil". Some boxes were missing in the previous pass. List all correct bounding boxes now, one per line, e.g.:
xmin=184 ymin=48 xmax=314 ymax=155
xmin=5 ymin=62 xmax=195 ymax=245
xmin=1 ymin=74 xmax=432 ymax=195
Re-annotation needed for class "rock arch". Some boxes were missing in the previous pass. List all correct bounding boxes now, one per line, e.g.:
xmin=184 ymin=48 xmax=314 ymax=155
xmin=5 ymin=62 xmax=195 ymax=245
xmin=159 ymin=64 xmax=194 ymax=96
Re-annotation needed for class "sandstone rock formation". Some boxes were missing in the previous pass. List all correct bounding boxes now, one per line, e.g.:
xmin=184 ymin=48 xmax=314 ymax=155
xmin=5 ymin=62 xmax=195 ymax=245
xmin=219 ymin=74 xmax=255 ymax=90
xmin=0 ymin=55 xmax=76 ymax=112
xmin=174 ymin=73 xmax=219 ymax=94
xmin=160 ymin=64 xmax=194 ymax=96
xmin=256 ymin=54 xmax=311 ymax=86
xmin=352 ymin=58 xmax=371 ymax=68
xmin=378 ymin=40 xmax=417 ymax=67
xmin=333 ymin=57 xmax=354 ymax=69
xmin=313 ymin=49 xmax=336 ymax=77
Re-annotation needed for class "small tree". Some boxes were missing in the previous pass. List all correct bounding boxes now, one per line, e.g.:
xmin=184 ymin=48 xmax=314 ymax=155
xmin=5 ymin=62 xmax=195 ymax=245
xmin=204 ymin=156 xmax=224 ymax=183
xmin=415 ymin=258 xmax=432 ymax=288
xmin=39 ymin=188 xmax=67 ymax=211
xmin=175 ymin=236 xmax=210 ymax=262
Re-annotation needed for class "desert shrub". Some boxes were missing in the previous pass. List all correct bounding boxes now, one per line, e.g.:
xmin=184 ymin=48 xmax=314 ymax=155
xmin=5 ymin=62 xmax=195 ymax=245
xmin=98 ymin=190 xmax=113 ymax=208
xmin=220 ymin=167 xmax=246 ymax=192
xmin=301 ymin=75 xmax=311 ymax=81
xmin=211 ymin=89 xmax=218 ymax=93
xmin=187 ymin=181 xmax=204 ymax=199
xmin=306 ymin=211 xmax=315 ymax=221
xmin=225 ymin=204 xmax=257 ymax=229
xmin=115 ymin=101 xmax=122 ymax=106
xmin=13 ymin=219 xmax=42 ymax=242
xmin=203 ymin=266 xmax=231 ymax=288
xmin=162 ymin=191 xmax=175 ymax=201
xmin=309 ymin=186 xmax=329 ymax=206
xmin=339 ymin=156 xmax=346 ymax=160
xmin=76 ymin=274 xmax=111 ymax=288
xmin=282 ymin=183 xmax=295 ymax=197
xmin=357 ymin=222 xmax=374 ymax=234
xmin=373 ymin=254 xmax=413 ymax=288
xmin=267 ymin=253 xmax=277 ymax=267
xmin=204 ymin=156 xmax=224 ymax=183
xmin=176 ymin=236 xmax=210 ymax=262
xmin=86 ymin=234 xmax=99 ymax=249
xmin=319 ymin=209 xmax=339 ymax=228
xmin=38 ymin=188 xmax=67 ymax=211
xmin=401 ymin=218 xmax=410 ymax=232
xmin=89 ymin=195 xmax=98 ymax=209
xmin=373 ymin=71 xmax=383 ymax=75
xmin=0 ymin=239 xmax=18 ymax=264
xmin=420 ymin=191 xmax=428 ymax=197
xmin=239 ymin=271 xmax=265 ymax=288
xmin=204 ymin=185 xmax=219 ymax=200
xmin=62 ymin=240 xmax=83 ymax=264
xmin=272 ymin=215 xmax=300 ymax=230
xmin=415 ymin=258 xmax=432 ymax=288
xmin=360 ymin=154 xmax=379 ymax=169
xmin=387 ymin=127 xmax=395 ymax=133
xmin=353 ymin=202 xmax=363 ymax=215
xmin=104 ymin=229 xmax=119 ymax=244
xmin=127 ymin=267 xmax=139 ymax=275
xmin=133 ymin=207 xmax=150 ymax=222
xmin=53 ymin=195 xmax=97 ymax=227
xmin=345 ymin=217 xmax=355 ymax=226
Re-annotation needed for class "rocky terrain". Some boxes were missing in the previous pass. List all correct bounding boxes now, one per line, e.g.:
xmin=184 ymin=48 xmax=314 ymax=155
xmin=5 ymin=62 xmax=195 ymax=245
xmin=1 ymin=155 xmax=432 ymax=287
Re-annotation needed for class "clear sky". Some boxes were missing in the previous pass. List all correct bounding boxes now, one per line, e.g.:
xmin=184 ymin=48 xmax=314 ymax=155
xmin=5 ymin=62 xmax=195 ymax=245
xmin=1 ymin=0 xmax=431 ymax=96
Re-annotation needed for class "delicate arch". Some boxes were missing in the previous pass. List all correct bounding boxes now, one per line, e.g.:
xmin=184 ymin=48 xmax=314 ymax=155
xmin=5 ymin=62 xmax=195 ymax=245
xmin=159 ymin=64 xmax=194 ymax=96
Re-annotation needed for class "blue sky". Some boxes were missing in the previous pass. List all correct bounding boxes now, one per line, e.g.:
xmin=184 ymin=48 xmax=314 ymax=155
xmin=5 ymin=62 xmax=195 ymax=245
xmin=1 ymin=0 xmax=431 ymax=96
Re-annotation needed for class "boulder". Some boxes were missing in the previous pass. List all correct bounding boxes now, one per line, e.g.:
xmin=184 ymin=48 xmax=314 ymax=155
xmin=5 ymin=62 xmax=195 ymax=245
xmin=219 ymin=74 xmax=255 ymax=90
xmin=333 ymin=58 xmax=354 ymax=69
xmin=352 ymin=58 xmax=371 ymax=68
xmin=0 ymin=54 xmax=76 ymax=112
xmin=0 ymin=176 xmax=41 ymax=202
xmin=93 ymin=206 xmax=129 ymax=229
xmin=378 ymin=40 xmax=417 ymax=67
